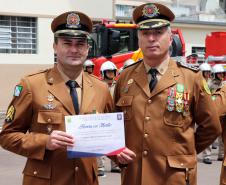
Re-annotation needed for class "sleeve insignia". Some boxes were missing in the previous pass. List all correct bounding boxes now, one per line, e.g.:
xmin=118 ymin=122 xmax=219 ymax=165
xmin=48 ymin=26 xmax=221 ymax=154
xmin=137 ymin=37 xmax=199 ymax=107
xmin=5 ymin=105 xmax=16 ymax=123
xmin=14 ymin=85 xmax=23 ymax=97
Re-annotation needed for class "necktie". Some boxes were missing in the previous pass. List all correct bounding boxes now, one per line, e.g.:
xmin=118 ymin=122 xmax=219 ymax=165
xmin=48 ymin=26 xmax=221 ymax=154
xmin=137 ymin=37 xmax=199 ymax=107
xmin=66 ymin=80 xmax=80 ymax=114
xmin=149 ymin=68 xmax=158 ymax=92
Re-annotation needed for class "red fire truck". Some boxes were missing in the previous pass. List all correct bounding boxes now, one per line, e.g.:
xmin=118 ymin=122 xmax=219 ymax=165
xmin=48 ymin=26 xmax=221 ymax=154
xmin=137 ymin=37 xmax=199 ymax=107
xmin=88 ymin=20 xmax=185 ymax=77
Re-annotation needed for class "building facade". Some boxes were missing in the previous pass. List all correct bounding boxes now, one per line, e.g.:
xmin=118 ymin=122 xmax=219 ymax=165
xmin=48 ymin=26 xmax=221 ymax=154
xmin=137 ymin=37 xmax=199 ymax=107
xmin=0 ymin=0 xmax=226 ymax=112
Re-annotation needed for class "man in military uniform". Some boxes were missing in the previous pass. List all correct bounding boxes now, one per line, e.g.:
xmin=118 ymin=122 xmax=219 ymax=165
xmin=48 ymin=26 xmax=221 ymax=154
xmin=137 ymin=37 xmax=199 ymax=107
xmin=208 ymin=64 xmax=225 ymax=162
xmin=212 ymin=84 xmax=226 ymax=185
xmin=0 ymin=11 xmax=114 ymax=185
xmin=199 ymin=63 xmax=214 ymax=164
xmin=114 ymin=3 xmax=221 ymax=185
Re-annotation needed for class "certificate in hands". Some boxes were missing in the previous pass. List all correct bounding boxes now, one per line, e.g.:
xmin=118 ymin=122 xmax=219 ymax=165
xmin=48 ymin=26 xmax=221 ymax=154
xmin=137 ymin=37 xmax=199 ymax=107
xmin=65 ymin=112 xmax=125 ymax=158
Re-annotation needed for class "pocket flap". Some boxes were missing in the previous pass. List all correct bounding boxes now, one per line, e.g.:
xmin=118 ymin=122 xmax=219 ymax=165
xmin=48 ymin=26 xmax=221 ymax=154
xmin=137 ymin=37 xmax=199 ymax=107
xmin=23 ymin=158 xmax=51 ymax=179
xmin=167 ymin=155 xmax=196 ymax=169
xmin=116 ymin=96 xmax=133 ymax=107
xmin=37 ymin=110 xmax=62 ymax=124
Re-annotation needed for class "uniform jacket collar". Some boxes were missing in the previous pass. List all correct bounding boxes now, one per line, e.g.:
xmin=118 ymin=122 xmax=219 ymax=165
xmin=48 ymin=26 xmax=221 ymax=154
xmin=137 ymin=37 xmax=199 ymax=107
xmin=133 ymin=59 xmax=180 ymax=98
xmin=46 ymin=66 xmax=95 ymax=115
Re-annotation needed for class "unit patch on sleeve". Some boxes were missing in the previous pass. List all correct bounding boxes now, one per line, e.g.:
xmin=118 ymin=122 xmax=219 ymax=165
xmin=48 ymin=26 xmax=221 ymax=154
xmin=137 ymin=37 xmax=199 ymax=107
xmin=5 ymin=105 xmax=16 ymax=123
xmin=14 ymin=85 xmax=23 ymax=97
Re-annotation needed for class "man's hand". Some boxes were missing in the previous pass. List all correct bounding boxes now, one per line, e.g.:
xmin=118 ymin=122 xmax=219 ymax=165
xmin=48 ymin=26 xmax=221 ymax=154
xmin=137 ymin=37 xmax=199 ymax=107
xmin=46 ymin=130 xmax=74 ymax=150
xmin=117 ymin=147 xmax=136 ymax=164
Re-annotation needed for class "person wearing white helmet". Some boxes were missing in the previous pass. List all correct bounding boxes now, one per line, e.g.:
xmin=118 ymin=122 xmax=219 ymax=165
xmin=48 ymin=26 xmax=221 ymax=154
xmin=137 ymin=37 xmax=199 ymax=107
xmin=100 ymin=61 xmax=117 ymax=96
xmin=83 ymin=59 xmax=95 ymax=74
xmin=199 ymin=63 xmax=212 ymax=81
xmin=208 ymin=64 xmax=225 ymax=92
xmin=199 ymin=62 xmax=215 ymax=164
xmin=97 ymin=61 xmax=121 ymax=176
xmin=208 ymin=64 xmax=226 ymax=163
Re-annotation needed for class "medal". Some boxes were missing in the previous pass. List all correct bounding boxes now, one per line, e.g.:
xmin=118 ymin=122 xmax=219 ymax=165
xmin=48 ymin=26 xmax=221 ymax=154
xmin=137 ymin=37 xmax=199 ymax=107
xmin=166 ymin=87 xmax=176 ymax=111
xmin=175 ymin=91 xmax=184 ymax=112
xmin=43 ymin=93 xmax=56 ymax=110
xmin=176 ymin=84 xmax=184 ymax=93
xmin=47 ymin=94 xmax=54 ymax=102
xmin=43 ymin=102 xmax=56 ymax=110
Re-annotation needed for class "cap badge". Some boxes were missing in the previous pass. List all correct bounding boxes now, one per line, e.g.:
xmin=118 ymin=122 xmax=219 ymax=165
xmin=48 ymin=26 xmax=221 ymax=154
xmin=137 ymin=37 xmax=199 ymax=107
xmin=66 ymin=13 xmax=80 ymax=28
xmin=142 ymin=4 xmax=160 ymax=18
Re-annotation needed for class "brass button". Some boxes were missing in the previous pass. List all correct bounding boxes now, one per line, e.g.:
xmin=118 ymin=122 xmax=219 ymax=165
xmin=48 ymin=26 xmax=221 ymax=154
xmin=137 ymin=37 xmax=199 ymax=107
xmin=148 ymin=99 xmax=152 ymax=104
xmin=47 ymin=125 xmax=52 ymax=133
xmin=143 ymin=150 xmax=148 ymax=156
xmin=75 ymin=166 xmax=79 ymax=172
xmin=144 ymin=133 xmax=148 ymax=138
xmin=122 ymin=100 xmax=125 ymax=104
xmin=47 ymin=118 xmax=52 ymax=123
xmin=180 ymin=163 xmax=184 ymax=166
xmin=145 ymin=116 xmax=150 ymax=121
xmin=33 ymin=171 xmax=38 ymax=175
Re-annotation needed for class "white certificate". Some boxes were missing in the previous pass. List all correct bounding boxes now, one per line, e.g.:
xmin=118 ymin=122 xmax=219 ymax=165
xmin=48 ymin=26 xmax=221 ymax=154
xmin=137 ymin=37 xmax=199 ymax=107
xmin=65 ymin=112 xmax=125 ymax=158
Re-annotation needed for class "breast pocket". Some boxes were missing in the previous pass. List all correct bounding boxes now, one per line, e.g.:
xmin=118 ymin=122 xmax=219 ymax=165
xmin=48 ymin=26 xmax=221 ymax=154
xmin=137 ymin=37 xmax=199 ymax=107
xmin=163 ymin=109 xmax=191 ymax=128
xmin=36 ymin=110 xmax=63 ymax=133
xmin=116 ymin=96 xmax=133 ymax=120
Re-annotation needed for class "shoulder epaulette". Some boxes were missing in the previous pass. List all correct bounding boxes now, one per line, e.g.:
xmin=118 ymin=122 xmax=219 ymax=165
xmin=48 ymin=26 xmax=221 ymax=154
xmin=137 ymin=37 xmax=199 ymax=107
xmin=26 ymin=69 xmax=49 ymax=77
xmin=176 ymin=61 xmax=199 ymax=72
xmin=124 ymin=59 xmax=142 ymax=69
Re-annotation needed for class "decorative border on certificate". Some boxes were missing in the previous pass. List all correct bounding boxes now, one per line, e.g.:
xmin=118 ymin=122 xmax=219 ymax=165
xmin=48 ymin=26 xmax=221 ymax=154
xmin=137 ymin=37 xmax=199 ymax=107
xmin=65 ymin=112 xmax=125 ymax=158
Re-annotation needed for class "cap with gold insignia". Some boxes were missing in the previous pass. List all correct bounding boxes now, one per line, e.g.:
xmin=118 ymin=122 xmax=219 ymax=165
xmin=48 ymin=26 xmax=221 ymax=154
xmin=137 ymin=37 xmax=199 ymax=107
xmin=133 ymin=3 xmax=175 ymax=30
xmin=51 ymin=11 xmax=93 ymax=38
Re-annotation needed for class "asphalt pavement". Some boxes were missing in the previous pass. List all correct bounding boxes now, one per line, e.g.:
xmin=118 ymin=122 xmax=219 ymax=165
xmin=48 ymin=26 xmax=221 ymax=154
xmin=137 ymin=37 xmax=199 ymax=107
xmin=0 ymin=147 xmax=222 ymax=185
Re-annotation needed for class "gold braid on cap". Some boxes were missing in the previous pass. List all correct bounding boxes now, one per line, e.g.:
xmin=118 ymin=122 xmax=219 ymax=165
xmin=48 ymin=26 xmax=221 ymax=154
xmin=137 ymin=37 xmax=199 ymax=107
xmin=54 ymin=29 xmax=89 ymax=37
xmin=137 ymin=19 xmax=170 ymax=29
xmin=138 ymin=19 xmax=170 ymax=26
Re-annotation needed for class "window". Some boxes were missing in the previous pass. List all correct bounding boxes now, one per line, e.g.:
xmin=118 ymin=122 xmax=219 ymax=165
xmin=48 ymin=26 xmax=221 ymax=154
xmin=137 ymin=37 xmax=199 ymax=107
xmin=192 ymin=46 xmax=206 ymax=64
xmin=0 ymin=15 xmax=37 ymax=54
xmin=115 ymin=5 xmax=134 ymax=18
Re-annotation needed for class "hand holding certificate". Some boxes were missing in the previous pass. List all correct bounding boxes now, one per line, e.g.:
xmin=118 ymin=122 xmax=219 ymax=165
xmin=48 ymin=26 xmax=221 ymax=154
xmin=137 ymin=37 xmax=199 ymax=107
xmin=65 ymin=112 xmax=125 ymax=158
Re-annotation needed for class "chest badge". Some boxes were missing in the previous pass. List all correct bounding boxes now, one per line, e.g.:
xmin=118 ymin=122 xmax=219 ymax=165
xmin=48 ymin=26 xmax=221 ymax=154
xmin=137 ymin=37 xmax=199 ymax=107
xmin=43 ymin=94 xmax=56 ymax=110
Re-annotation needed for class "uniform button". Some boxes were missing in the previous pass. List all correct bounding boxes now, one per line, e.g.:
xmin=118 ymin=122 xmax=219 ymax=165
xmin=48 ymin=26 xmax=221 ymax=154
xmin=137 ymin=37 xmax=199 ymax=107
xmin=180 ymin=163 xmax=184 ymax=166
xmin=47 ymin=125 xmax=52 ymax=133
xmin=145 ymin=116 xmax=150 ymax=121
xmin=143 ymin=150 xmax=148 ymax=156
xmin=122 ymin=100 xmax=125 ymax=104
xmin=47 ymin=118 xmax=52 ymax=123
xmin=75 ymin=166 xmax=79 ymax=172
xmin=148 ymin=99 xmax=152 ymax=104
xmin=33 ymin=171 xmax=38 ymax=175
xmin=144 ymin=133 xmax=148 ymax=138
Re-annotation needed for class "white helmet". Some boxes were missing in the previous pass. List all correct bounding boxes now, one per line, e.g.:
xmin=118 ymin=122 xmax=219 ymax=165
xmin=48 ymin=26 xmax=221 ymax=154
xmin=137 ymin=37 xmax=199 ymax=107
xmin=83 ymin=60 xmax=94 ymax=67
xmin=199 ymin=63 xmax=211 ymax=72
xmin=123 ymin=59 xmax=135 ymax=69
xmin=212 ymin=64 xmax=225 ymax=74
xmin=100 ymin=61 xmax=117 ymax=78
